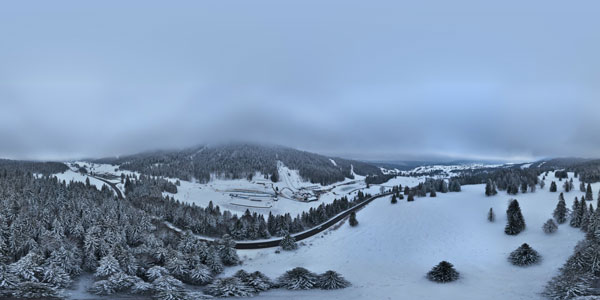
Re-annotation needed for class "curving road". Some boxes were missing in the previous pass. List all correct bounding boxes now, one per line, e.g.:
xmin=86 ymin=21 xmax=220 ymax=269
xmin=234 ymin=191 xmax=393 ymax=249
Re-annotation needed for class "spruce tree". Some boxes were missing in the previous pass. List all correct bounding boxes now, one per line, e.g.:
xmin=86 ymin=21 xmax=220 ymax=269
xmin=485 ymin=179 xmax=498 ymax=196
xmin=543 ymin=219 xmax=558 ymax=234
xmin=430 ymin=190 xmax=437 ymax=197
xmin=426 ymin=261 xmax=459 ymax=283
xmin=349 ymin=212 xmax=358 ymax=227
xmin=505 ymin=199 xmax=526 ymax=235
xmin=586 ymin=183 xmax=594 ymax=201
xmin=278 ymin=267 xmax=319 ymax=290
xmin=549 ymin=181 xmax=557 ymax=192
xmin=570 ymin=198 xmax=582 ymax=228
xmin=391 ymin=194 xmax=397 ymax=204
xmin=280 ymin=233 xmax=298 ymax=251
xmin=407 ymin=193 xmax=415 ymax=202
xmin=487 ymin=208 xmax=495 ymax=222
xmin=553 ymin=197 xmax=568 ymax=224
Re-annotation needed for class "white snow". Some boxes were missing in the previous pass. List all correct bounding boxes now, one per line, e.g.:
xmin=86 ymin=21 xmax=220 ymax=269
xmin=521 ymin=163 xmax=533 ymax=169
xmin=229 ymin=171 xmax=587 ymax=300
xmin=329 ymin=159 xmax=337 ymax=167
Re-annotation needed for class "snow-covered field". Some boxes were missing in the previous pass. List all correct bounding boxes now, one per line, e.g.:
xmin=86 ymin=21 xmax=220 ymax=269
xmin=227 ymin=172 xmax=587 ymax=300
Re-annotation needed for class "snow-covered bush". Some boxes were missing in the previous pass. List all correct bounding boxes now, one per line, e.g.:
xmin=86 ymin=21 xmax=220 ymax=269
xmin=543 ymin=219 xmax=558 ymax=234
xmin=234 ymin=270 xmax=274 ymax=292
xmin=317 ymin=270 xmax=351 ymax=290
xmin=278 ymin=267 xmax=319 ymax=290
xmin=426 ymin=261 xmax=460 ymax=283
xmin=509 ymin=243 xmax=541 ymax=266
xmin=279 ymin=233 xmax=298 ymax=251
xmin=205 ymin=277 xmax=253 ymax=297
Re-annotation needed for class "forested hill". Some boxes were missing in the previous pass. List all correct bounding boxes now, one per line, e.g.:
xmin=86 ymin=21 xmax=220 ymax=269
xmin=96 ymin=143 xmax=383 ymax=185
xmin=0 ymin=159 xmax=68 ymax=175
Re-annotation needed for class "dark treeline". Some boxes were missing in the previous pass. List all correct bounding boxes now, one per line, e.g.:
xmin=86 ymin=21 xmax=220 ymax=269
xmin=97 ymin=143 xmax=383 ymax=186
xmin=451 ymin=167 xmax=539 ymax=195
xmin=0 ymin=159 xmax=68 ymax=176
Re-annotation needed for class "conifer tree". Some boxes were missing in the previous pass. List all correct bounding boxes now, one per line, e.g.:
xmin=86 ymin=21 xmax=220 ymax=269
xmin=508 ymin=243 xmax=541 ymax=266
xmin=485 ymin=179 xmax=498 ymax=196
xmin=391 ymin=194 xmax=397 ymax=204
xmin=570 ymin=198 xmax=582 ymax=228
xmin=487 ymin=208 xmax=495 ymax=222
xmin=553 ymin=197 xmax=568 ymax=224
xmin=430 ymin=190 xmax=437 ymax=197
xmin=407 ymin=193 xmax=415 ymax=202
xmin=505 ymin=199 xmax=526 ymax=235
xmin=549 ymin=181 xmax=557 ymax=192
xmin=278 ymin=267 xmax=319 ymax=290
xmin=426 ymin=261 xmax=459 ymax=283
xmin=543 ymin=219 xmax=558 ymax=234
xmin=280 ymin=233 xmax=298 ymax=251
xmin=586 ymin=183 xmax=593 ymax=201
xmin=317 ymin=270 xmax=351 ymax=290
xmin=349 ymin=212 xmax=358 ymax=227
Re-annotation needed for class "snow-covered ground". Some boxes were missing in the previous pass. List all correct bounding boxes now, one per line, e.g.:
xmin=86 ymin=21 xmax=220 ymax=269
xmin=402 ymin=163 xmax=507 ymax=178
xmin=227 ymin=172 xmax=587 ymax=300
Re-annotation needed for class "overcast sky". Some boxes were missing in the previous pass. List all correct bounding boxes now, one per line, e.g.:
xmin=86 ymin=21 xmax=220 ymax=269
xmin=1 ymin=1 xmax=600 ymax=162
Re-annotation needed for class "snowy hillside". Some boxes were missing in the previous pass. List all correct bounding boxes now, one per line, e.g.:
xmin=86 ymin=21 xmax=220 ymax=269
xmin=228 ymin=172 xmax=587 ymax=300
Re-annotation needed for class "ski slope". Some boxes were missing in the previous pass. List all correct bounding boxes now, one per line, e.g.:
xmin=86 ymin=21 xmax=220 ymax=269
xmin=228 ymin=172 xmax=587 ymax=300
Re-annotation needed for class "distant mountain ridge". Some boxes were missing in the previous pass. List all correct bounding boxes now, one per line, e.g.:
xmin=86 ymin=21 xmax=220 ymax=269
xmin=96 ymin=143 xmax=383 ymax=185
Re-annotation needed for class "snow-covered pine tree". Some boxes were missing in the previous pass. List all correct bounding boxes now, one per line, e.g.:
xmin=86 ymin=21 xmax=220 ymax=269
xmin=586 ymin=183 xmax=593 ymax=201
xmin=571 ymin=198 xmax=582 ymax=228
xmin=12 ymin=281 xmax=61 ymax=299
xmin=146 ymin=266 xmax=169 ymax=282
xmin=218 ymin=235 xmax=239 ymax=266
xmin=41 ymin=265 xmax=73 ymax=289
xmin=505 ymin=199 xmax=526 ymax=235
xmin=543 ymin=219 xmax=558 ymax=234
xmin=550 ymin=181 xmax=557 ymax=192
xmin=0 ymin=265 xmax=18 ymax=297
xmin=95 ymin=254 xmax=122 ymax=279
xmin=278 ymin=267 xmax=319 ymax=290
xmin=485 ymin=179 xmax=498 ymax=196
xmin=553 ymin=197 xmax=568 ymax=224
xmin=391 ymin=194 xmax=397 ymax=204
xmin=487 ymin=208 xmax=495 ymax=222
xmin=508 ymin=243 xmax=541 ymax=266
xmin=186 ymin=264 xmax=212 ymax=285
xmin=279 ymin=233 xmax=298 ymax=251
xmin=205 ymin=277 xmax=253 ymax=297
xmin=349 ymin=212 xmax=358 ymax=227
xmin=205 ymin=248 xmax=224 ymax=274
xmin=152 ymin=275 xmax=189 ymax=300
xmin=245 ymin=271 xmax=274 ymax=292
xmin=580 ymin=181 xmax=586 ymax=192
xmin=317 ymin=270 xmax=351 ymax=289
xmin=426 ymin=261 xmax=460 ymax=283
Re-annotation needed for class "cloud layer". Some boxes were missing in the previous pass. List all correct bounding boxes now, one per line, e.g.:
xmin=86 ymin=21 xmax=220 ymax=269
xmin=1 ymin=0 xmax=600 ymax=161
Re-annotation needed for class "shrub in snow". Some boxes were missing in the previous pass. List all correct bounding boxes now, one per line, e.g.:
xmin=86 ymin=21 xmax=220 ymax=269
xmin=317 ymin=270 xmax=351 ymax=290
xmin=487 ymin=208 xmax=495 ymax=222
xmin=426 ymin=261 xmax=460 ymax=283
xmin=509 ymin=243 xmax=541 ymax=266
xmin=280 ymin=233 xmax=298 ymax=251
xmin=349 ymin=212 xmax=359 ymax=227
xmin=505 ymin=199 xmax=526 ymax=235
xmin=205 ymin=277 xmax=253 ymax=297
xmin=278 ymin=267 xmax=319 ymax=290
xmin=430 ymin=190 xmax=437 ymax=197
xmin=12 ymin=281 xmax=61 ymax=299
xmin=543 ymin=219 xmax=558 ymax=234
xmin=234 ymin=270 xmax=274 ymax=292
